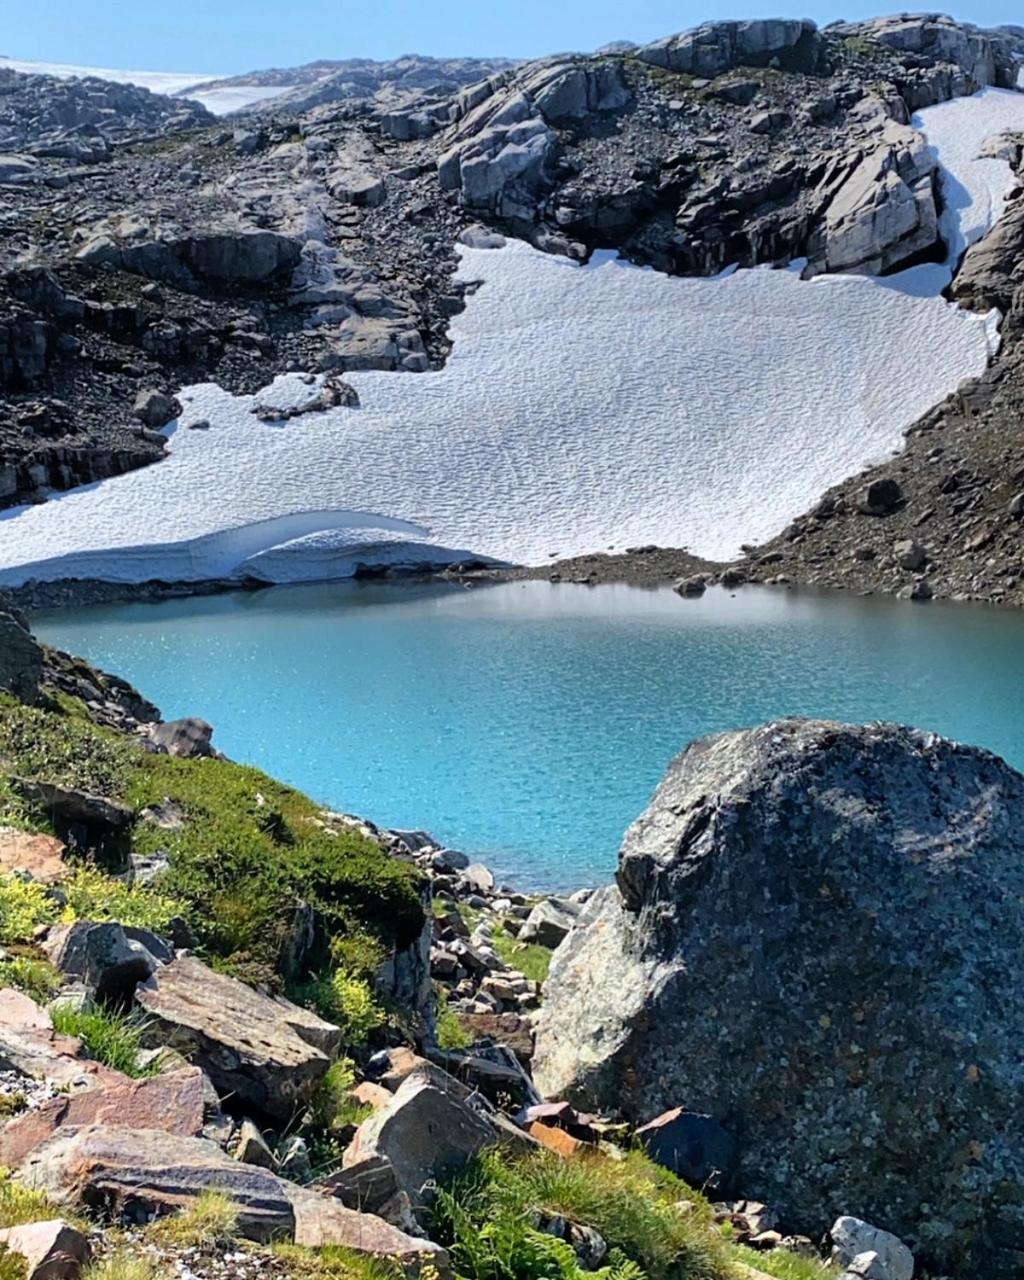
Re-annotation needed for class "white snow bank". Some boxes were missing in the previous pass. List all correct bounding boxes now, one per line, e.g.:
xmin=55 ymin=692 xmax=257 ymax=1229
xmin=0 ymin=56 xmax=293 ymax=115
xmin=0 ymin=244 xmax=999 ymax=584
xmin=182 ymin=84 xmax=298 ymax=115
xmin=0 ymin=89 xmax=1021 ymax=586
xmin=914 ymin=87 xmax=1024 ymax=263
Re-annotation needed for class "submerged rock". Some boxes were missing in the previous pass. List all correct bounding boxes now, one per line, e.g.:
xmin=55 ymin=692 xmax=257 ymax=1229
xmin=535 ymin=718 xmax=1024 ymax=1276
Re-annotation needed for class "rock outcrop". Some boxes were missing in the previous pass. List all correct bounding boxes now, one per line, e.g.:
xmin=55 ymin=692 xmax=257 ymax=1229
xmin=134 ymin=953 xmax=339 ymax=1119
xmin=17 ymin=1124 xmax=446 ymax=1264
xmin=535 ymin=718 xmax=1024 ymax=1276
xmin=0 ymin=606 xmax=42 ymax=701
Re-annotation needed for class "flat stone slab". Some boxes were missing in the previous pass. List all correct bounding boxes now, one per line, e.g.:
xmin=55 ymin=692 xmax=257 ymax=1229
xmin=0 ymin=1066 xmax=207 ymax=1167
xmin=0 ymin=828 xmax=67 ymax=883
xmin=134 ymin=954 xmax=338 ymax=1119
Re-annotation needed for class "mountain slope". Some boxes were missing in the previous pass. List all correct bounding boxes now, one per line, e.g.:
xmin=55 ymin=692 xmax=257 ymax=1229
xmin=2 ymin=15 xmax=1024 ymax=602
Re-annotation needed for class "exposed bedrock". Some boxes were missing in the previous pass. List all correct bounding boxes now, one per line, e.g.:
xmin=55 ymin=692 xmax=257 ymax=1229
xmin=534 ymin=718 xmax=1024 ymax=1278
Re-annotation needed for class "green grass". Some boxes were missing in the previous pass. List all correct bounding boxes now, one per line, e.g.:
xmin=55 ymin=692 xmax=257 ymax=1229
xmin=433 ymin=1148 xmax=735 ymax=1280
xmin=435 ymin=989 xmax=472 ymax=1051
xmin=731 ymin=1247 xmax=835 ymax=1280
xmin=0 ymin=696 xmax=135 ymax=803
xmin=440 ymin=904 xmax=554 ymax=985
xmin=0 ymin=1167 xmax=66 ymax=1229
xmin=490 ymin=924 xmax=553 ymax=984
xmin=147 ymin=1190 xmax=239 ymax=1247
xmin=83 ymin=1253 xmax=159 ymax=1280
xmin=50 ymin=1004 xmax=158 ymax=1078
xmin=0 ymin=953 xmax=61 ymax=1003
xmin=126 ymin=754 xmax=424 ymax=977
xmin=0 ymin=694 xmax=425 ymax=986
xmin=272 ymin=1243 xmax=403 ymax=1280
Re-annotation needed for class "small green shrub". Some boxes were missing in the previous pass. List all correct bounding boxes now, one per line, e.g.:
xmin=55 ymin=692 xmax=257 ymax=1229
xmin=0 ymin=876 xmax=58 ymax=944
xmin=300 ymin=970 xmax=384 ymax=1047
xmin=60 ymin=867 xmax=182 ymax=934
xmin=0 ymin=1245 xmax=26 ymax=1280
xmin=307 ymin=1059 xmax=371 ymax=1132
xmin=0 ymin=1095 xmax=26 ymax=1119
xmin=0 ymin=697 xmax=134 ymax=799
xmin=303 ymin=1059 xmax=374 ymax=1176
xmin=50 ymin=1005 xmax=157 ymax=1078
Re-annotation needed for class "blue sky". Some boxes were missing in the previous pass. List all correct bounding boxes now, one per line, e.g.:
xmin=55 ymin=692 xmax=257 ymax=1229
xmin=3 ymin=2 xmax=1021 ymax=76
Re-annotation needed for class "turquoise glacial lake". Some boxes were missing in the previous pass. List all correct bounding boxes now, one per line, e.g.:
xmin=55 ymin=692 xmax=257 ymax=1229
xmin=33 ymin=581 xmax=1024 ymax=891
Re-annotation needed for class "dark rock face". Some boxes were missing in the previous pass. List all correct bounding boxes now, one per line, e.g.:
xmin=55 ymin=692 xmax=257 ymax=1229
xmin=535 ymin=719 xmax=1024 ymax=1277
xmin=0 ymin=606 xmax=43 ymax=701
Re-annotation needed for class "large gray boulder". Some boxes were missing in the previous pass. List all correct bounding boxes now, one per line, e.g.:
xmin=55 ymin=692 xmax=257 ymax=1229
xmin=534 ymin=719 xmax=1024 ymax=1277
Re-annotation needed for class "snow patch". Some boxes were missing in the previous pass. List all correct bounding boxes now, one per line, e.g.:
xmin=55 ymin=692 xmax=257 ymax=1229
xmin=0 ymin=56 xmax=293 ymax=115
xmin=0 ymin=90 xmax=1021 ymax=586
xmin=913 ymin=87 xmax=1024 ymax=263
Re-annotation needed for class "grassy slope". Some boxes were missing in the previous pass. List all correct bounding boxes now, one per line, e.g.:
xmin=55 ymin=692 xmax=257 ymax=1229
xmin=0 ymin=693 xmax=423 ymax=985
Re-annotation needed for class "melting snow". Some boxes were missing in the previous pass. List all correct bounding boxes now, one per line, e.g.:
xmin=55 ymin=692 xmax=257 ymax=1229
xmin=914 ymin=87 xmax=1024 ymax=263
xmin=1 ymin=89 xmax=1023 ymax=586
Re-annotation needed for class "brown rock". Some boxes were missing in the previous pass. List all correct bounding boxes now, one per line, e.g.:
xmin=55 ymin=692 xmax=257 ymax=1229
xmin=0 ymin=1219 xmax=90 ymax=1280
xmin=351 ymin=1082 xmax=392 ymax=1110
xmin=17 ymin=1125 xmax=445 ymax=1267
xmin=0 ymin=1067 xmax=207 ymax=1167
xmin=134 ymin=954 xmax=336 ymax=1119
xmin=527 ymin=1121 xmax=588 ymax=1157
xmin=0 ymin=989 xmax=123 ymax=1089
xmin=456 ymin=1012 xmax=535 ymax=1061
xmin=375 ymin=1047 xmax=472 ymax=1101
xmin=289 ymin=1185 xmax=447 ymax=1267
xmin=0 ymin=829 xmax=67 ymax=884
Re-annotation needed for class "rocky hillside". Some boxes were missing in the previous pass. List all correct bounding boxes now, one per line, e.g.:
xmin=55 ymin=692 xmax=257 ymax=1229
xmin=2 ymin=13 xmax=1024 ymax=599
xmin=185 ymin=53 xmax=518 ymax=116
xmin=0 ymin=602 xmax=947 ymax=1280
